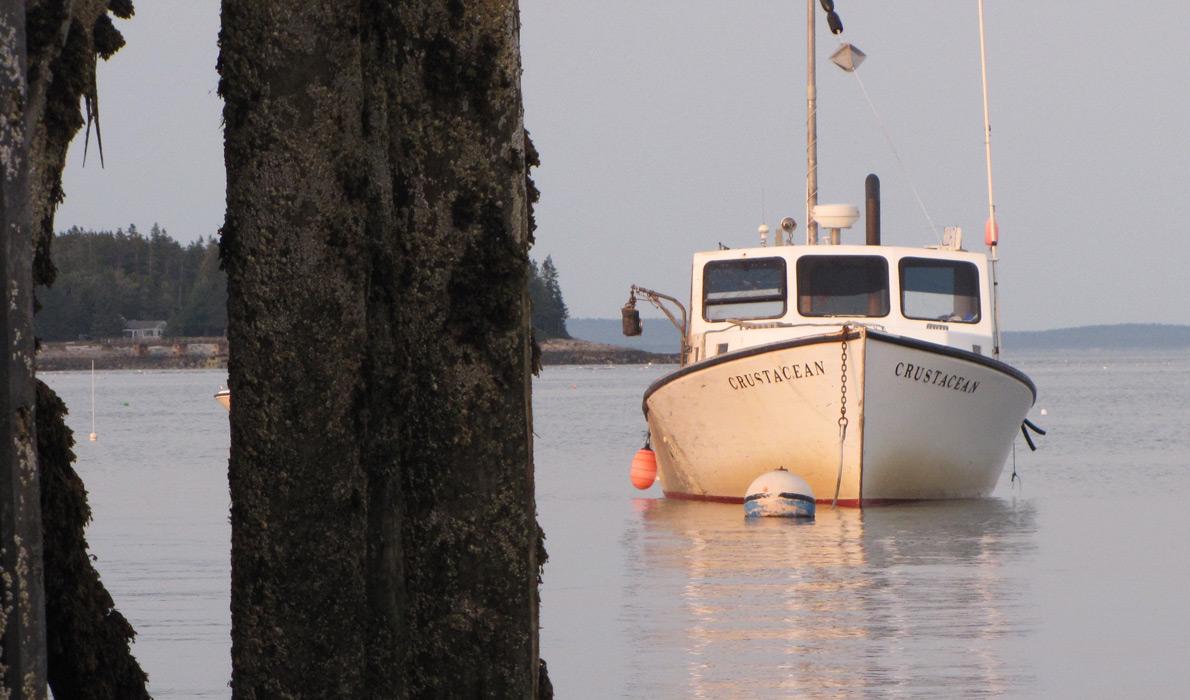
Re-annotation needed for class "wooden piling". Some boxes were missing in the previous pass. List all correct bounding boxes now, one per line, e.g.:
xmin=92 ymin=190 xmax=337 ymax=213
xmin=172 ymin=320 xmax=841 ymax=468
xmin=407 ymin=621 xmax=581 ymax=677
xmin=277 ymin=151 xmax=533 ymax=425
xmin=1 ymin=2 xmax=49 ymax=695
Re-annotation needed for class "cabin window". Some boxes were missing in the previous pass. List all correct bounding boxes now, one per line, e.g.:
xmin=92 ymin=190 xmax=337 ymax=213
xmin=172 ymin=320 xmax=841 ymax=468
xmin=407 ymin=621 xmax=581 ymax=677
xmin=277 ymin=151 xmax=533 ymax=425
xmin=796 ymin=256 xmax=889 ymax=317
xmin=702 ymin=257 xmax=787 ymax=321
xmin=900 ymin=258 xmax=981 ymax=323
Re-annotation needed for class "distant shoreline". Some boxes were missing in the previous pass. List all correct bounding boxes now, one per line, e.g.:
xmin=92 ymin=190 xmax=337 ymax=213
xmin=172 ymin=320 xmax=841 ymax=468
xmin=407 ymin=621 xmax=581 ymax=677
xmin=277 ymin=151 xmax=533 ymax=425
xmin=1002 ymin=323 xmax=1190 ymax=349
xmin=567 ymin=319 xmax=1190 ymax=352
xmin=37 ymin=338 xmax=227 ymax=372
xmin=37 ymin=322 xmax=1189 ymax=372
xmin=36 ymin=336 xmax=677 ymax=372
xmin=538 ymin=338 xmax=677 ymax=365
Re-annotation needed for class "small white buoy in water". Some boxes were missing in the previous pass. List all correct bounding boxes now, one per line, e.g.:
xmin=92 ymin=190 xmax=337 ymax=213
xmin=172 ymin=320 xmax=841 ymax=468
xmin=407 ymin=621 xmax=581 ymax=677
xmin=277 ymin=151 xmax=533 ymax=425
xmin=744 ymin=468 xmax=815 ymax=519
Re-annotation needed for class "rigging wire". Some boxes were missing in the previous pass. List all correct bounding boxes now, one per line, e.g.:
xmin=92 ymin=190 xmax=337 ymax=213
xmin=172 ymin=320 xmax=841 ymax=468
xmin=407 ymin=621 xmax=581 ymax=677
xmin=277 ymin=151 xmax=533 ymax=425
xmin=846 ymin=58 xmax=942 ymax=243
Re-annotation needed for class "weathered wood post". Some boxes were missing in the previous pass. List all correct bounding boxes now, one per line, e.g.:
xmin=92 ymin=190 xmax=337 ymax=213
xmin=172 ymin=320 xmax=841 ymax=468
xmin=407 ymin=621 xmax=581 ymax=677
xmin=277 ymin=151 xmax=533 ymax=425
xmin=221 ymin=1 xmax=546 ymax=695
xmin=1 ymin=1 xmax=49 ymax=696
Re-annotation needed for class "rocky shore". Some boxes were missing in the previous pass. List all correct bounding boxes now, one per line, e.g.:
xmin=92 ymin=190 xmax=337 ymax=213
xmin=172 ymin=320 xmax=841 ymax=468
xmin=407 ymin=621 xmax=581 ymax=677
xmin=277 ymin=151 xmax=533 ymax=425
xmin=538 ymin=338 xmax=677 ymax=366
xmin=37 ymin=337 xmax=676 ymax=371
xmin=36 ymin=339 xmax=228 ymax=371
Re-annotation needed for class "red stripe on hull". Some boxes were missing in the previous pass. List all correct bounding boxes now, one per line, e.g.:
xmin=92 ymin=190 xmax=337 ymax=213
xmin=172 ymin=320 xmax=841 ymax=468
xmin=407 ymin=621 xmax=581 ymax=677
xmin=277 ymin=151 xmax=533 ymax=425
xmin=663 ymin=491 xmax=746 ymax=505
xmin=663 ymin=490 xmax=913 ymax=508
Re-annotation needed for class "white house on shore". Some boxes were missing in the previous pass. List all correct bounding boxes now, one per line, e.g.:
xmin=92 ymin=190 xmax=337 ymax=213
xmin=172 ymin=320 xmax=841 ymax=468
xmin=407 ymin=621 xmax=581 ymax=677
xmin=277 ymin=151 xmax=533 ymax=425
xmin=123 ymin=320 xmax=167 ymax=340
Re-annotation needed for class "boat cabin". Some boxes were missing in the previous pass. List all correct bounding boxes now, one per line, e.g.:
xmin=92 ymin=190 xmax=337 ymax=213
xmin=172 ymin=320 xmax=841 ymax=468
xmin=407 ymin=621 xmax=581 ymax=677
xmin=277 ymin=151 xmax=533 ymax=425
xmin=686 ymin=244 xmax=994 ymax=364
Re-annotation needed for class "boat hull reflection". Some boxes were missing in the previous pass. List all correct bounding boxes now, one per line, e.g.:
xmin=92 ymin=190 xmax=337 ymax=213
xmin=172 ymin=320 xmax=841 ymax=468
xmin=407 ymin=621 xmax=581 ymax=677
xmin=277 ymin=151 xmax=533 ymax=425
xmin=624 ymin=498 xmax=1038 ymax=697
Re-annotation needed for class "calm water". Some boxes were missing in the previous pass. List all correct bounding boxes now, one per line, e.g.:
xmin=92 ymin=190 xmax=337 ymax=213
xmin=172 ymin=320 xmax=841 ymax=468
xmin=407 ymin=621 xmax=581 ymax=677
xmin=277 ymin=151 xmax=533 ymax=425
xmin=42 ymin=348 xmax=1190 ymax=697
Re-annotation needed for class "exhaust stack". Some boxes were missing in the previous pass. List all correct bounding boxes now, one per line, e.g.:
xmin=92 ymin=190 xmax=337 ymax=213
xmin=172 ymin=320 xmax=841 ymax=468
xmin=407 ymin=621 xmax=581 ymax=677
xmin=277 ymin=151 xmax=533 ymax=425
xmin=865 ymin=173 xmax=880 ymax=246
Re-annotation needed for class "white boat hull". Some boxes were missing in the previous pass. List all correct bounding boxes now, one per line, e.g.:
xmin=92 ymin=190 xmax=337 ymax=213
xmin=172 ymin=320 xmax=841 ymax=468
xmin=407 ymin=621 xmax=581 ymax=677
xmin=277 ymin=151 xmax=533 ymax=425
xmin=643 ymin=328 xmax=1034 ymax=505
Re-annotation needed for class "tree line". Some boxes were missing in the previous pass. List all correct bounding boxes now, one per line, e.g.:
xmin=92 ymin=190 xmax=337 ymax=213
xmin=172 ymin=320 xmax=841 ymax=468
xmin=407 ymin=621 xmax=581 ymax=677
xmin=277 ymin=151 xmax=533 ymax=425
xmin=36 ymin=225 xmax=226 ymax=340
xmin=36 ymin=225 xmax=569 ymax=343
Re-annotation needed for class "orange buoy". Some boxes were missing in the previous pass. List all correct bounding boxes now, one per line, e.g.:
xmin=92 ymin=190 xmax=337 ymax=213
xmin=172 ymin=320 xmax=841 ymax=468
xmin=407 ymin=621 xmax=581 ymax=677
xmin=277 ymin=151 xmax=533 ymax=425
xmin=630 ymin=448 xmax=658 ymax=489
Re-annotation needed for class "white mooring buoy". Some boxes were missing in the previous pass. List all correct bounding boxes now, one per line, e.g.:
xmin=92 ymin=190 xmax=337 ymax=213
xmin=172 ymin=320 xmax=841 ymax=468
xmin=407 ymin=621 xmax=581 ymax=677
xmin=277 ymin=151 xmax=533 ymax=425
xmin=744 ymin=468 xmax=815 ymax=519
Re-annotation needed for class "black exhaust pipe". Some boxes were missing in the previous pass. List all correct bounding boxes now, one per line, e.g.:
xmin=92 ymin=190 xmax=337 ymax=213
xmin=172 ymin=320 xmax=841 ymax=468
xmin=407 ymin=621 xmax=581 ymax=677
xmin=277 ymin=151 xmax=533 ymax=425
xmin=865 ymin=173 xmax=880 ymax=246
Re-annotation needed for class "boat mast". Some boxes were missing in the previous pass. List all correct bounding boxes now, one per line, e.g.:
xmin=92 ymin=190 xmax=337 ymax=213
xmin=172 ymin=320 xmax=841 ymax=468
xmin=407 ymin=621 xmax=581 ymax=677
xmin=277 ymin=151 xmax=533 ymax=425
xmin=977 ymin=0 xmax=1002 ymax=358
xmin=805 ymin=0 xmax=818 ymax=244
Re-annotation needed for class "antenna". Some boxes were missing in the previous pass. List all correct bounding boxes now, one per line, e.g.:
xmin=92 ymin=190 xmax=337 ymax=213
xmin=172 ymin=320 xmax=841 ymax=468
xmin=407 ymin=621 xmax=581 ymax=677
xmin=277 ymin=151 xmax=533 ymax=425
xmin=978 ymin=0 xmax=996 ymax=232
xmin=806 ymin=0 xmax=818 ymax=244
xmin=978 ymin=0 xmax=1003 ymax=358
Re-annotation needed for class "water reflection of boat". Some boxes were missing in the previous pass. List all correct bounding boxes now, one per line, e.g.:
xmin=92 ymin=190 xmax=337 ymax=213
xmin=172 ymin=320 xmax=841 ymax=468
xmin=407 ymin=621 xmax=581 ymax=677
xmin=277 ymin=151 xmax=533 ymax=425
xmin=624 ymin=498 xmax=1038 ymax=696
xmin=621 ymin=3 xmax=1035 ymax=505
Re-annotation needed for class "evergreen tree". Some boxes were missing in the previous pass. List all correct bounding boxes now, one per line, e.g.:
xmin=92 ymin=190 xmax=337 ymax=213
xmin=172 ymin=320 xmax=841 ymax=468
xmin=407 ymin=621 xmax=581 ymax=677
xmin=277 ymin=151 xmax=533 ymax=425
xmin=528 ymin=255 xmax=570 ymax=339
xmin=169 ymin=237 xmax=227 ymax=336
xmin=541 ymin=256 xmax=568 ymax=337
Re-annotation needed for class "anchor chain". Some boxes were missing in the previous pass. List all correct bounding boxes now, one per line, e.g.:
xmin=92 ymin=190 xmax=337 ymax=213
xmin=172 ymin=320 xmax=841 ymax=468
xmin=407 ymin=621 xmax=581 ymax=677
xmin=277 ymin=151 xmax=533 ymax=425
xmin=832 ymin=325 xmax=852 ymax=507
xmin=838 ymin=330 xmax=850 ymax=439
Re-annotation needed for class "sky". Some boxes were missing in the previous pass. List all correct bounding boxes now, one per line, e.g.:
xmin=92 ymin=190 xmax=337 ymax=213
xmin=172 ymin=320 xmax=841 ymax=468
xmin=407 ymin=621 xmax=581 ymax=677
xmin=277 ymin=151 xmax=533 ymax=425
xmin=55 ymin=1 xmax=1190 ymax=332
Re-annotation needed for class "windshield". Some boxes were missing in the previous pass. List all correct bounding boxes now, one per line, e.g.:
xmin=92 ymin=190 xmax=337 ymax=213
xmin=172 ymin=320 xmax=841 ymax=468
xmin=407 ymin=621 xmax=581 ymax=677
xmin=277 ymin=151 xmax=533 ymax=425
xmin=900 ymin=258 xmax=981 ymax=323
xmin=703 ymin=257 xmax=786 ymax=321
xmin=796 ymin=255 xmax=889 ymax=317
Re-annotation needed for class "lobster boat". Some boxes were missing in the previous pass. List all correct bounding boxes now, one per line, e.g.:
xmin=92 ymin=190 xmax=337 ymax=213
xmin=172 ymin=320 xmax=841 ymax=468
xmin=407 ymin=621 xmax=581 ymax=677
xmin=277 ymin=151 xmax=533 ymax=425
xmin=626 ymin=220 xmax=1035 ymax=505
xmin=622 ymin=2 xmax=1037 ymax=505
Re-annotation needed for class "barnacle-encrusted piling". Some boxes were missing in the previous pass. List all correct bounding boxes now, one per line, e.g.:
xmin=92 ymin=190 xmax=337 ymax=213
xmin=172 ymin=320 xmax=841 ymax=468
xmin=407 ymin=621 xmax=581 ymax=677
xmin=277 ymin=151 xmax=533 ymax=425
xmin=220 ymin=2 xmax=547 ymax=696
xmin=3 ymin=1 xmax=146 ymax=697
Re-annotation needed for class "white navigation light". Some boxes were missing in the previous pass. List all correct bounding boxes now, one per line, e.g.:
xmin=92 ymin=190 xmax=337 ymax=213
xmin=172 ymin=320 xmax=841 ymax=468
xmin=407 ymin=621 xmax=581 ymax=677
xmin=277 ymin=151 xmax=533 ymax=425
xmin=830 ymin=43 xmax=866 ymax=73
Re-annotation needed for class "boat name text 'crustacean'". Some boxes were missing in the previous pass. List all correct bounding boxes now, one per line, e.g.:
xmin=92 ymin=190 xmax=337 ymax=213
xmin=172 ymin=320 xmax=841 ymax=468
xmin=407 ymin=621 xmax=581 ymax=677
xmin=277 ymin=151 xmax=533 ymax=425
xmin=894 ymin=361 xmax=981 ymax=394
xmin=727 ymin=360 xmax=827 ymax=391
